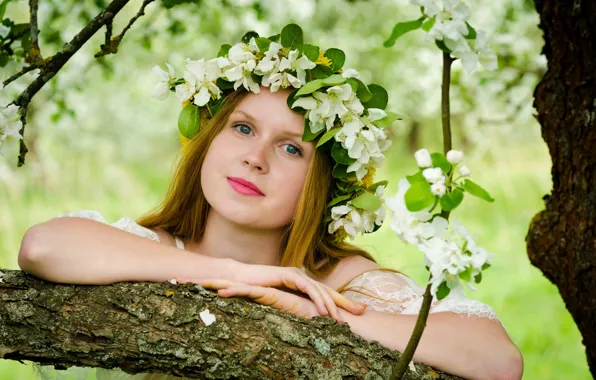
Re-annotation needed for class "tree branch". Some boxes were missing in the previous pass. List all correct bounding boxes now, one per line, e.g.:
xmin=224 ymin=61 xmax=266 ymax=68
xmin=0 ymin=269 xmax=462 ymax=379
xmin=27 ymin=0 xmax=42 ymax=64
xmin=95 ymin=0 xmax=155 ymax=58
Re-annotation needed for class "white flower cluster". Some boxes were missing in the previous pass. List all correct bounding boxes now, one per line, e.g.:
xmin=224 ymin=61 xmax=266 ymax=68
xmin=329 ymin=186 xmax=386 ymax=239
xmin=386 ymin=178 xmax=492 ymax=296
xmin=0 ymin=100 xmax=23 ymax=155
xmin=411 ymin=0 xmax=498 ymax=72
xmin=414 ymin=148 xmax=470 ymax=196
xmin=294 ymin=85 xmax=392 ymax=181
xmin=152 ymin=37 xmax=316 ymax=107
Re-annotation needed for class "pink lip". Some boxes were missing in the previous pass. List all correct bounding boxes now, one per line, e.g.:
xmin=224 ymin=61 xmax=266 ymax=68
xmin=227 ymin=177 xmax=265 ymax=196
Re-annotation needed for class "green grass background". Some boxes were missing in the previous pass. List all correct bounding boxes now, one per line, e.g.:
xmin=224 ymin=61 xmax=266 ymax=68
xmin=0 ymin=124 xmax=591 ymax=379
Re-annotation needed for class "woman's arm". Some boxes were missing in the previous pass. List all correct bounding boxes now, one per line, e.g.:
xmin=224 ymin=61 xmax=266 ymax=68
xmin=18 ymin=216 xmax=238 ymax=284
xmin=338 ymin=308 xmax=523 ymax=380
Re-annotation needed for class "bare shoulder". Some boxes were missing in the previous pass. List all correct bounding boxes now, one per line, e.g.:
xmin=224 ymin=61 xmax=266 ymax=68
xmin=319 ymin=255 xmax=382 ymax=291
xmin=149 ymin=228 xmax=178 ymax=248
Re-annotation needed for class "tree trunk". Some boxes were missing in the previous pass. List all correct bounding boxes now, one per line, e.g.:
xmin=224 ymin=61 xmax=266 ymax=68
xmin=0 ymin=269 xmax=461 ymax=379
xmin=527 ymin=0 xmax=596 ymax=376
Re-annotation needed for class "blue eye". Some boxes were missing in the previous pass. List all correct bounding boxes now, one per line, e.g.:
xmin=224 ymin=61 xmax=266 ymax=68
xmin=235 ymin=124 xmax=252 ymax=135
xmin=283 ymin=144 xmax=302 ymax=156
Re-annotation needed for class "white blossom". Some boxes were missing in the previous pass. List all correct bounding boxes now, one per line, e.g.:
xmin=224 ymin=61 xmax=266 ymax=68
xmin=342 ymin=68 xmax=361 ymax=79
xmin=254 ymin=41 xmax=283 ymax=75
xmin=386 ymin=179 xmax=449 ymax=245
xmin=446 ymin=149 xmax=464 ymax=164
xmin=278 ymin=49 xmax=316 ymax=85
xmin=328 ymin=204 xmax=364 ymax=239
xmin=176 ymin=58 xmax=226 ymax=106
xmin=415 ymin=148 xmax=433 ymax=168
xmin=151 ymin=63 xmax=176 ymax=101
xmin=422 ymin=167 xmax=445 ymax=183
xmin=431 ymin=182 xmax=447 ymax=196
xmin=0 ymin=104 xmax=23 ymax=155
xmin=459 ymin=165 xmax=471 ymax=177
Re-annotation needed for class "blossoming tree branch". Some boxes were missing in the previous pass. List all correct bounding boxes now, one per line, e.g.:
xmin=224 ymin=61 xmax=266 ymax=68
xmin=382 ymin=0 xmax=497 ymax=378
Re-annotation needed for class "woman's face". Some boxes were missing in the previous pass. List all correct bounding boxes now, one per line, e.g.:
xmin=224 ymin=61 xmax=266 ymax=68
xmin=201 ymin=87 xmax=315 ymax=230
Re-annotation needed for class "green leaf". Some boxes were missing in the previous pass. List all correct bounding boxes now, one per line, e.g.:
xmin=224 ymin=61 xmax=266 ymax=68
xmin=363 ymin=84 xmax=388 ymax=110
xmin=347 ymin=78 xmax=373 ymax=102
xmin=296 ymin=79 xmax=324 ymax=96
xmin=322 ymin=74 xmax=346 ymax=86
xmin=406 ymin=171 xmax=426 ymax=184
xmin=430 ymin=152 xmax=452 ymax=173
xmin=268 ymin=34 xmax=280 ymax=42
xmin=440 ymin=188 xmax=464 ymax=211
xmin=383 ymin=18 xmax=424 ymax=48
xmin=436 ymin=282 xmax=451 ymax=300
xmin=178 ymin=104 xmax=201 ymax=139
xmin=303 ymin=44 xmax=320 ymax=62
xmin=404 ymin=181 xmax=435 ymax=212
xmin=331 ymin=142 xmax=356 ymax=165
xmin=0 ymin=0 xmax=13 ymax=19
xmin=312 ymin=64 xmax=334 ymax=79
xmin=316 ymin=127 xmax=341 ymax=148
xmin=327 ymin=194 xmax=351 ymax=207
xmin=0 ymin=52 xmax=8 ymax=67
xmin=375 ymin=111 xmax=402 ymax=128
xmin=302 ymin=119 xmax=324 ymax=142
xmin=474 ymin=272 xmax=483 ymax=284
xmin=242 ymin=30 xmax=259 ymax=44
xmin=422 ymin=17 xmax=436 ymax=32
xmin=255 ymin=37 xmax=271 ymax=51
xmin=217 ymin=44 xmax=231 ymax=57
xmin=324 ymin=48 xmax=345 ymax=71
xmin=332 ymin=164 xmax=351 ymax=179
xmin=280 ymin=23 xmax=303 ymax=52
xmin=352 ymin=191 xmax=382 ymax=211
xmin=459 ymin=267 xmax=473 ymax=282
xmin=465 ymin=22 xmax=477 ymax=39
xmin=435 ymin=39 xmax=451 ymax=53
xmin=462 ymin=179 xmax=495 ymax=202
xmin=369 ymin=180 xmax=388 ymax=192
xmin=482 ymin=263 xmax=491 ymax=271
xmin=216 ymin=78 xmax=234 ymax=90
xmin=286 ymin=88 xmax=300 ymax=110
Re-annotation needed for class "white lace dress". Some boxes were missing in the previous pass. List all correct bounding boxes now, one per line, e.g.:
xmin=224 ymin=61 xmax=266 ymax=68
xmin=35 ymin=210 xmax=500 ymax=380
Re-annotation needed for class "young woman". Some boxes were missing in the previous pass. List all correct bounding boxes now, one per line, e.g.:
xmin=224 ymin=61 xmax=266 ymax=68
xmin=18 ymin=26 xmax=523 ymax=380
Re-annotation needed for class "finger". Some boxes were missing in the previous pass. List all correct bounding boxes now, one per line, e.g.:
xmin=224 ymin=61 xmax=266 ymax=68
xmin=314 ymin=282 xmax=342 ymax=322
xmin=219 ymin=285 xmax=278 ymax=306
xmin=327 ymin=287 xmax=367 ymax=315
xmin=288 ymin=274 xmax=329 ymax=316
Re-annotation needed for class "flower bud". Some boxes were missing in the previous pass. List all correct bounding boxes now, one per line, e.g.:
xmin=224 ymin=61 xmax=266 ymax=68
xmin=414 ymin=149 xmax=432 ymax=168
xmin=431 ymin=182 xmax=447 ymax=197
xmin=446 ymin=149 xmax=464 ymax=164
xmin=423 ymin=167 xmax=444 ymax=183
xmin=459 ymin=165 xmax=471 ymax=177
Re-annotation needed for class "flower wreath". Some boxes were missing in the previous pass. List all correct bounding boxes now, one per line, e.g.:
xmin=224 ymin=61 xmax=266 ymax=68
xmin=152 ymin=24 xmax=401 ymax=241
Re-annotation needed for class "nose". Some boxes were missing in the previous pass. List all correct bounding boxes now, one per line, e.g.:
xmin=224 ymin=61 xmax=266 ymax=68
xmin=242 ymin=140 xmax=269 ymax=173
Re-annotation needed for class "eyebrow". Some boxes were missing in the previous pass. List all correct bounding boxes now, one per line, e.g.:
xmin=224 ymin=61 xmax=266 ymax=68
xmin=232 ymin=110 xmax=303 ymax=138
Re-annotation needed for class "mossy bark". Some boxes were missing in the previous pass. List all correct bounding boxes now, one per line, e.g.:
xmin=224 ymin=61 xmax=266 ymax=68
xmin=0 ymin=269 xmax=461 ymax=379
xmin=528 ymin=0 xmax=596 ymax=377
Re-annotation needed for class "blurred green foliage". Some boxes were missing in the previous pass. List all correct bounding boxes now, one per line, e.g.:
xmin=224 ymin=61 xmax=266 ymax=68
xmin=0 ymin=0 xmax=589 ymax=379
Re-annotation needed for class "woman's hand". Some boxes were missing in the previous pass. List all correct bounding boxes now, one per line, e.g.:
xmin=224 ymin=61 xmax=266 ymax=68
xmin=192 ymin=279 xmax=362 ymax=322
xmin=176 ymin=263 xmax=366 ymax=321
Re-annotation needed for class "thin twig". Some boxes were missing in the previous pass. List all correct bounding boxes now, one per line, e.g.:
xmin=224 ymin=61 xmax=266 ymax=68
xmin=390 ymin=52 xmax=455 ymax=380
xmin=95 ymin=0 xmax=155 ymax=58
xmin=14 ymin=0 xmax=133 ymax=166
xmin=27 ymin=0 xmax=42 ymax=64
xmin=2 ymin=64 xmax=40 ymax=88
xmin=442 ymin=52 xmax=454 ymax=154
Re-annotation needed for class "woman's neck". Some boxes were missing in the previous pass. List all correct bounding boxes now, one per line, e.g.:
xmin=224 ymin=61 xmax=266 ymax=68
xmin=186 ymin=210 xmax=283 ymax=266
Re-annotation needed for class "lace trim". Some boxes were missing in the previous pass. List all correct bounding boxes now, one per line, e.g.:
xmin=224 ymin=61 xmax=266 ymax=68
xmin=54 ymin=210 xmax=160 ymax=243
xmin=340 ymin=270 xmax=500 ymax=321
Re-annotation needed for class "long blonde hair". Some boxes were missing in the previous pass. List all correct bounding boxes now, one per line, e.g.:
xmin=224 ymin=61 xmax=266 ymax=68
xmin=137 ymin=89 xmax=376 ymax=277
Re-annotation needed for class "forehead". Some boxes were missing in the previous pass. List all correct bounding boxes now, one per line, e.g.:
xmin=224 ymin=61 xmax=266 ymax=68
xmin=232 ymin=88 xmax=304 ymax=135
